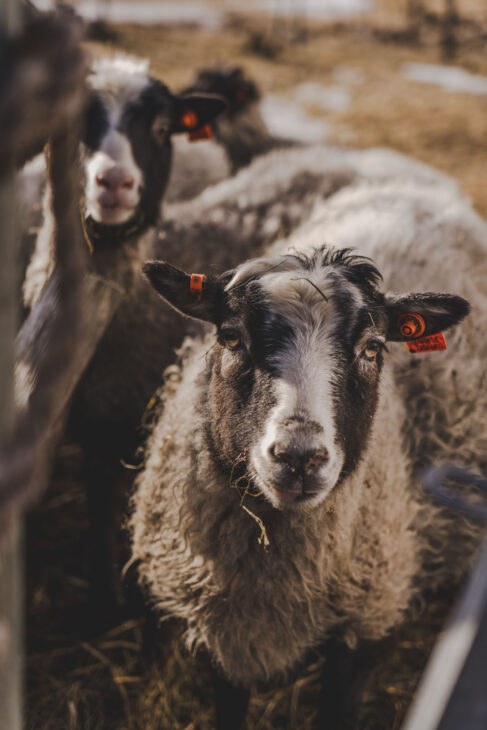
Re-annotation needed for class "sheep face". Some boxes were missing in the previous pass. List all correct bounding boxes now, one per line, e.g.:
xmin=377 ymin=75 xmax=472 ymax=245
xmin=81 ymin=56 xmax=226 ymax=233
xmin=144 ymin=247 xmax=470 ymax=510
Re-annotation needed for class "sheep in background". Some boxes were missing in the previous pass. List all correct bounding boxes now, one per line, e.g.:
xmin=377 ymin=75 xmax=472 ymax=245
xmin=181 ymin=65 xmax=280 ymax=169
xmin=22 ymin=54 xmax=225 ymax=617
xmin=162 ymin=143 xmax=459 ymax=270
xmin=167 ymin=65 xmax=270 ymax=202
xmin=167 ymin=64 xmax=296 ymax=202
xmin=131 ymin=245 xmax=470 ymax=729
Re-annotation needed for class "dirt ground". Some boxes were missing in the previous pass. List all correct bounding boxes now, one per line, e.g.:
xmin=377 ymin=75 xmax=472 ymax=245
xmin=26 ymin=2 xmax=487 ymax=729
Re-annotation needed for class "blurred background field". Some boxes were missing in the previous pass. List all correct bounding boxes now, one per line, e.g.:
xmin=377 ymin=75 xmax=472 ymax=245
xmin=26 ymin=1 xmax=487 ymax=728
xmin=75 ymin=0 xmax=487 ymax=215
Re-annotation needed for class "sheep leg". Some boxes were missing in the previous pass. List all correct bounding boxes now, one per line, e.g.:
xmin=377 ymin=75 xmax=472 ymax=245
xmin=316 ymin=637 xmax=381 ymax=730
xmin=212 ymin=663 xmax=250 ymax=730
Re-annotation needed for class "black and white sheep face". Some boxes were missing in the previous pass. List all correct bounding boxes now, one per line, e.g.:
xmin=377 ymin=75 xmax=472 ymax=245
xmin=82 ymin=56 xmax=225 ymax=230
xmin=144 ymin=247 xmax=470 ymax=510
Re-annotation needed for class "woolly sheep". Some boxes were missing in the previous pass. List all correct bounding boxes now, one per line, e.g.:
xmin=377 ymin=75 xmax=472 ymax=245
xmin=167 ymin=64 xmax=272 ymax=202
xmin=131 ymin=177 xmax=485 ymax=728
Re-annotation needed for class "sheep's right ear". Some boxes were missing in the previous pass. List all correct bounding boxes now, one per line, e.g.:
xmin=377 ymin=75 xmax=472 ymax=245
xmin=143 ymin=260 xmax=224 ymax=323
xmin=171 ymin=93 xmax=227 ymax=135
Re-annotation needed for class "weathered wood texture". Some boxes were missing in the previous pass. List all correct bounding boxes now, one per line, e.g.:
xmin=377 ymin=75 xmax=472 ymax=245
xmin=0 ymin=3 xmax=23 ymax=728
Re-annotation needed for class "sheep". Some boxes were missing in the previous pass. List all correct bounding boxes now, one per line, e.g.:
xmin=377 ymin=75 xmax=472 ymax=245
xmin=130 ymin=177 xmax=486 ymax=728
xmin=21 ymin=53 xmax=226 ymax=618
xmin=182 ymin=65 xmax=281 ymax=168
xmin=166 ymin=64 xmax=282 ymax=203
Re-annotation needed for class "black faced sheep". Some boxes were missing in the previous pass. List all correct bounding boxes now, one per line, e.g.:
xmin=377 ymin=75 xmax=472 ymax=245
xmin=180 ymin=65 xmax=279 ymax=169
xmin=130 ymin=179 xmax=486 ymax=728
xmin=167 ymin=64 xmax=267 ymax=202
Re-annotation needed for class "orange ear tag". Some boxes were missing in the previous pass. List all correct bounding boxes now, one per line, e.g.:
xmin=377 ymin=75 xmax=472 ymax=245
xmin=398 ymin=312 xmax=446 ymax=353
xmin=398 ymin=313 xmax=425 ymax=339
xmin=180 ymin=110 xmax=199 ymax=129
xmin=190 ymin=273 xmax=206 ymax=299
xmin=407 ymin=333 xmax=447 ymax=353
xmin=189 ymin=124 xmax=213 ymax=142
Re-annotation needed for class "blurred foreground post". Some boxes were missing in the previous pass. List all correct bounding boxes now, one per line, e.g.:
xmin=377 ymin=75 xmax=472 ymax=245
xmin=0 ymin=5 xmax=123 ymax=727
xmin=403 ymin=466 xmax=487 ymax=730
xmin=403 ymin=537 xmax=487 ymax=730
xmin=0 ymin=0 xmax=23 ymax=728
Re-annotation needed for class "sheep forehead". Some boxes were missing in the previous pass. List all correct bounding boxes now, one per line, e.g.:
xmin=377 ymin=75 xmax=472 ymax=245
xmin=228 ymin=255 xmax=364 ymax=328
xmin=260 ymin=267 xmax=337 ymax=321
xmin=89 ymin=55 xmax=153 ymax=124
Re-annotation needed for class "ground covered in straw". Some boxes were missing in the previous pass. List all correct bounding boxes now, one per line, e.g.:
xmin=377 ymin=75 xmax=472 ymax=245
xmin=26 ymin=2 xmax=486 ymax=727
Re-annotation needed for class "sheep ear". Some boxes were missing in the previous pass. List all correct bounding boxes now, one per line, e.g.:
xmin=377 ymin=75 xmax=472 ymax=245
xmin=384 ymin=292 xmax=471 ymax=342
xmin=171 ymin=93 xmax=227 ymax=135
xmin=143 ymin=260 xmax=224 ymax=323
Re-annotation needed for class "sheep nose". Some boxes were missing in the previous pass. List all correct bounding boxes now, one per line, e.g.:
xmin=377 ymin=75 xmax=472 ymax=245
xmin=95 ymin=168 xmax=135 ymax=192
xmin=269 ymin=444 xmax=329 ymax=476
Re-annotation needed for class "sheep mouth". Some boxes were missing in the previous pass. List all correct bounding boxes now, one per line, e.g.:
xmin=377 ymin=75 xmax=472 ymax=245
xmin=270 ymin=485 xmax=321 ymax=505
xmin=95 ymin=202 xmax=138 ymax=224
xmin=250 ymin=465 xmax=323 ymax=508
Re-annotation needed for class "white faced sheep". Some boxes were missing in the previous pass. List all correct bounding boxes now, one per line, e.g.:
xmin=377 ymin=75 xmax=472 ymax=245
xmin=131 ymin=177 xmax=486 ymax=728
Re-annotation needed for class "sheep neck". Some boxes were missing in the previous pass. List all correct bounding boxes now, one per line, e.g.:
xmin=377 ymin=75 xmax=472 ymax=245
xmin=81 ymin=206 xmax=148 ymax=251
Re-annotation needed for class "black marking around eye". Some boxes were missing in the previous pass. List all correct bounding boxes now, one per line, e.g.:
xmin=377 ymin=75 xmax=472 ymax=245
xmin=84 ymin=93 xmax=109 ymax=150
xmin=245 ymin=300 xmax=296 ymax=375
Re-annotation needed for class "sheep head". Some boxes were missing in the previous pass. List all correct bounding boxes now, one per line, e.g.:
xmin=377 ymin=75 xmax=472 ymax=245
xmin=144 ymin=246 xmax=470 ymax=509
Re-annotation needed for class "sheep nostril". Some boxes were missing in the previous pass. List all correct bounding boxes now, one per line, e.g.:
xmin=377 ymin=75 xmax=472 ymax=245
xmin=269 ymin=444 xmax=297 ymax=473
xmin=95 ymin=174 xmax=110 ymax=189
xmin=304 ymin=448 xmax=329 ymax=474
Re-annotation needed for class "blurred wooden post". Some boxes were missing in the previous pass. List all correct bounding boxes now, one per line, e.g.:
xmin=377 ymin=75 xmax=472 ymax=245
xmin=0 ymin=0 xmax=23 ymax=728
xmin=402 ymin=534 xmax=487 ymax=730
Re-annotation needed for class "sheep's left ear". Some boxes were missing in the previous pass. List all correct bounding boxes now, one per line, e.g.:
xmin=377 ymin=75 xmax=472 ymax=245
xmin=143 ymin=260 xmax=225 ymax=324
xmin=384 ymin=292 xmax=471 ymax=342
xmin=171 ymin=93 xmax=227 ymax=135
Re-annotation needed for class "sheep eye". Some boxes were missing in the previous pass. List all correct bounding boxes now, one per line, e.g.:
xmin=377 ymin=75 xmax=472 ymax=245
xmin=362 ymin=341 xmax=382 ymax=361
xmin=151 ymin=116 xmax=170 ymax=144
xmin=222 ymin=331 xmax=242 ymax=351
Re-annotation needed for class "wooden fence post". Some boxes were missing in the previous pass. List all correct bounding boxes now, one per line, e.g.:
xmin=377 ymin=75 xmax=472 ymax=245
xmin=0 ymin=0 xmax=23 ymax=727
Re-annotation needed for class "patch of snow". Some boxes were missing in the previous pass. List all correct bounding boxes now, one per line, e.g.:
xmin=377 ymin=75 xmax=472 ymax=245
xmin=402 ymin=62 xmax=487 ymax=96
xmin=259 ymin=95 xmax=330 ymax=143
xmin=71 ymin=1 xmax=223 ymax=28
xmin=248 ymin=0 xmax=372 ymax=19
xmin=332 ymin=66 xmax=365 ymax=86
xmin=295 ymin=82 xmax=351 ymax=112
